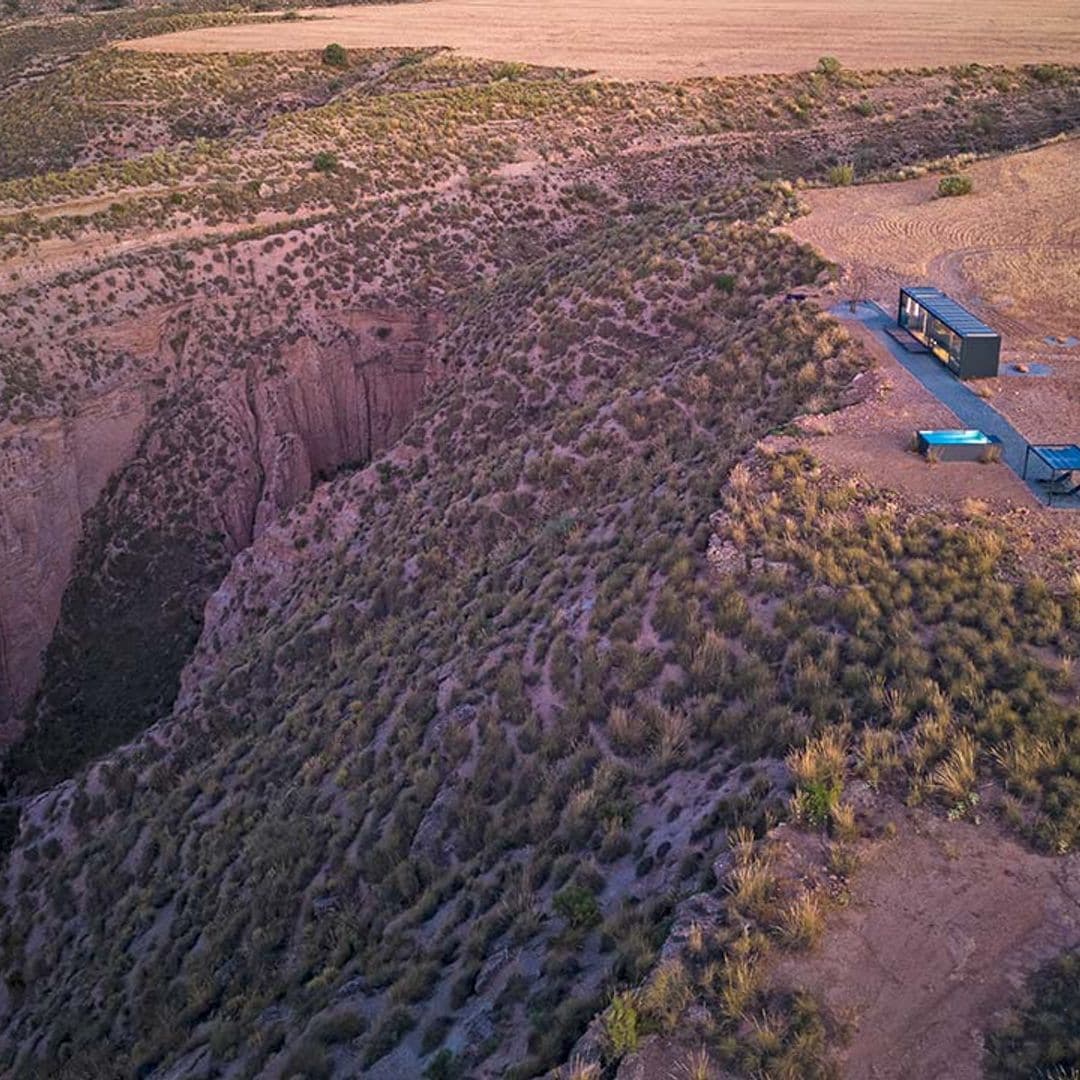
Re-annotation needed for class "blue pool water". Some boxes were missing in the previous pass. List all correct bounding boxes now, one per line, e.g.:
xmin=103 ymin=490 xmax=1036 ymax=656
xmin=918 ymin=429 xmax=993 ymax=445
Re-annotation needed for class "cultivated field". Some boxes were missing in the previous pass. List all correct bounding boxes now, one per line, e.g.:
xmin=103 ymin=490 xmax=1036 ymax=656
xmin=123 ymin=0 xmax=1080 ymax=80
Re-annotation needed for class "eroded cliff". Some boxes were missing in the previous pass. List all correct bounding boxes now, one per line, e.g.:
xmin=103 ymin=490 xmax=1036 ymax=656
xmin=3 ymin=303 xmax=439 ymax=778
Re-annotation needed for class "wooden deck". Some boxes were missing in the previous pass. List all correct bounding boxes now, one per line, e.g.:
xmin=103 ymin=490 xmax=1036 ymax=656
xmin=885 ymin=325 xmax=930 ymax=353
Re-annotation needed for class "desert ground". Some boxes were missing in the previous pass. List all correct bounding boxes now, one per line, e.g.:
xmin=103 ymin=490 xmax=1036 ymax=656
xmin=2 ymin=7 xmax=1080 ymax=1078
xmin=772 ymin=799 xmax=1080 ymax=1080
xmin=783 ymin=137 xmax=1080 ymax=445
xmin=783 ymin=139 xmax=1080 ymax=351
xmin=123 ymin=0 xmax=1080 ymax=79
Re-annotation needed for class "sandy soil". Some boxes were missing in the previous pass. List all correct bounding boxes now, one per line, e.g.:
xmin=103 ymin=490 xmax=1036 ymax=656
xmin=772 ymin=800 xmax=1080 ymax=1080
xmin=791 ymin=320 xmax=1038 ymax=510
xmin=784 ymin=140 xmax=1080 ymax=350
xmin=121 ymin=0 xmax=1080 ymax=80
xmin=775 ymin=306 xmax=1080 ymax=587
xmin=782 ymin=139 xmax=1080 ymax=446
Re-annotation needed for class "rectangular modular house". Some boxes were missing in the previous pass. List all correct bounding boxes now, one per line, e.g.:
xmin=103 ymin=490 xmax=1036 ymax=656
xmin=898 ymin=286 xmax=1001 ymax=379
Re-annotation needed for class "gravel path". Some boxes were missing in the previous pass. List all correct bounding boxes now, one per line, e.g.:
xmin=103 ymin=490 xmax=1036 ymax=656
xmin=835 ymin=302 xmax=1080 ymax=509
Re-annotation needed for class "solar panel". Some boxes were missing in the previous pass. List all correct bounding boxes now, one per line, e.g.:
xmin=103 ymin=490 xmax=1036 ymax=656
xmin=901 ymin=286 xmax=999 ymax=338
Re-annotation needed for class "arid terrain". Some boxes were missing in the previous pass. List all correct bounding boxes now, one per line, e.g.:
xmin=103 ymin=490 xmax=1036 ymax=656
xmin=0 ymin=3 xmax=1079 ymax=1079
xmin=123 ymin=0 xmax=1080 ymax=81
xmin=783 ymin=138 xmax=1080 ymax=443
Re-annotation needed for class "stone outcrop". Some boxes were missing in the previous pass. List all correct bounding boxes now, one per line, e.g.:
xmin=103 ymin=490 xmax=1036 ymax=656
xmin=0 ymin=384 xmax=155 ymax=737
xmin=0 ymin=305 xmax=439 ymax=751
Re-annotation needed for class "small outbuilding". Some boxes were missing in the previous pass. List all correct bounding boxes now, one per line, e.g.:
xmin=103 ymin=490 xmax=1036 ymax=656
xmin=898 ymin=286 xmax=1001 ymax=379
xmin=1022 ymin=443 xmax=1080 ymax=505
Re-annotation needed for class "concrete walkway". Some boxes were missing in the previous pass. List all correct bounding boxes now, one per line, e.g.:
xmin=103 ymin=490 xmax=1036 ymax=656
xmin=834 ymin=302 xmax=1080 ymax=510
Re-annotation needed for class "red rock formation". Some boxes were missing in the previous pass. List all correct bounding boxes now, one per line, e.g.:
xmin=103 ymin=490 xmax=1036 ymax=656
xmin=0 ymin=385 xmax=153 ymax=736
xmin=0 ymin=305 xmax=439 ymax=745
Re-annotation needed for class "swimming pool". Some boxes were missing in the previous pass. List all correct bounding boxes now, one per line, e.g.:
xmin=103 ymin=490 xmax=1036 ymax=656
xmin=917 ymin=429 xmax=1001 ymax=461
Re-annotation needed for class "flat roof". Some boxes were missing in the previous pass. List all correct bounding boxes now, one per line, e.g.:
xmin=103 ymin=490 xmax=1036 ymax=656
xmin=1028 ymin=444 xmax=1080 ymax=472
xmin=900 ymin=286 xmax=999 ymax=338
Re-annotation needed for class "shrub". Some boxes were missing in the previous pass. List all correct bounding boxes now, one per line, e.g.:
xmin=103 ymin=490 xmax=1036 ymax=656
xmin=718 ymin=955 xmax=759 ymax=1020
xmin=639 ymin=960 xmax=690 ymax=1031
xmin=565 ymin=1057 xmax=601 ymax=1080
xmin=424 ymin=1049 xmax=463 ymax=1080
xmin=789 ymin=729 xmax=847 ymax=825
xmin=827 ymin=163 xmax=855 ymax=186
xmin=727 ymin=853 xmax=777 ymax=919
xmin=363 ymin=1007 xmax=416 ymax=1067
xmin=938 ymin=174 xmax=973 ymax=197
xmin=1029 ymin=63 xmax=1067 ymax=85
xmin=420 ymin=1015 xmax=454 ymax=1054
xmin=817 ymin=56 xmax=843 ymax=76
xmin=554 ymin=885 xmax=601 ymax=929
xmin=322 ymin=43 xmax=349 ymax=68
xmin=491 ymin=61 xmax=529 ymax=81
xmin=776 ymin=890 xmax=825 ymax=950
xmin=311 ymin=1010 xmax=367 ymax=1044
xmin=931 ymin=731 xmax=978 ymax=804
xmin=985 ymin=949 xmax=1080 ymax=1077
xmin=604 ymin=990 xmax=639 ymax=1056
xmin=676 ymin=1047 xmax=712 ymax=1080
xmin=312 ymin=151 xmax=339 ymax=173
xmin=282 ymin=1041 xmax=331 ymax=1080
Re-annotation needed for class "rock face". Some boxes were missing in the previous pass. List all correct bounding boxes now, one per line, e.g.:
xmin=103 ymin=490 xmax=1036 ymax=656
xmin=248 ymin=312 xmax=435 ymax=538
xmin=0 ymin=305 xmax=439 ymax=761
xmin=0 ymin=384 xmax=155 ymax=738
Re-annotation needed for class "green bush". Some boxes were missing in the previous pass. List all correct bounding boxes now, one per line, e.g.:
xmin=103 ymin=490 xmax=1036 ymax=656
xmin=938 ymin=174 xmax=973 ymax=197
xmin=802 ymin=779 xmax=842 ymax=826
xmin=322 ymin=43 xmax=349 ymax=68
xmin=312 ymin=150 xmax=339 ymax=173
xmin=1029 ymin=63 xmax=1067 ymax=85
xmin=817 ymin=56 xmax=842 ymax=77
xmin=827 ymin=163 xmax=855 ymax=186
xmin=985 ymin=949 xmax=1080 ymax=1077
xmin=491 ymin=61 xmax=528 ymax=81
xmin=604 ymin=990 xmax=639 ymax=1056
xmin=553 ymin=885 xmax=601 ymax=929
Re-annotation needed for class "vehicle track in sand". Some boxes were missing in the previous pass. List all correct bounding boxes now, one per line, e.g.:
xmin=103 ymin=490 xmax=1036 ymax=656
xmin=781 ymin=138 xmax=1080 ymax=350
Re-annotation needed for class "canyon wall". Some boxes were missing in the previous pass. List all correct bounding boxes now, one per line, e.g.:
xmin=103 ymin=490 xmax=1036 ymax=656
xmin=0 ymin=384 xmax=156 ymax=738
xmin=248 ymin=311 xmax=434 ymax=538
xmin=5 ymin=306 xmax=439 ymax=780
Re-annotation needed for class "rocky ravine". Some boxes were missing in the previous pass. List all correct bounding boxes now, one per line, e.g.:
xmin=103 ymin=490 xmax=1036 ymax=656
xmin=0 ymin=381 xmax=156 ymax=735
xmin=1 ymin=300 xmax=440 ymax=775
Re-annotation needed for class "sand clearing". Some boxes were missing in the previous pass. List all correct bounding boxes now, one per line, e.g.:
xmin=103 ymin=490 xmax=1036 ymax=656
xmin=783 ymin=139 xmax=1080 ymax=349
xmin=772 ymin=803 xmax=1080 ymax=1080
xmin=121 ymin=0 xmax=1080 ymax=80
xmin=782 ymin=139 xmax=1080 ymax=444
